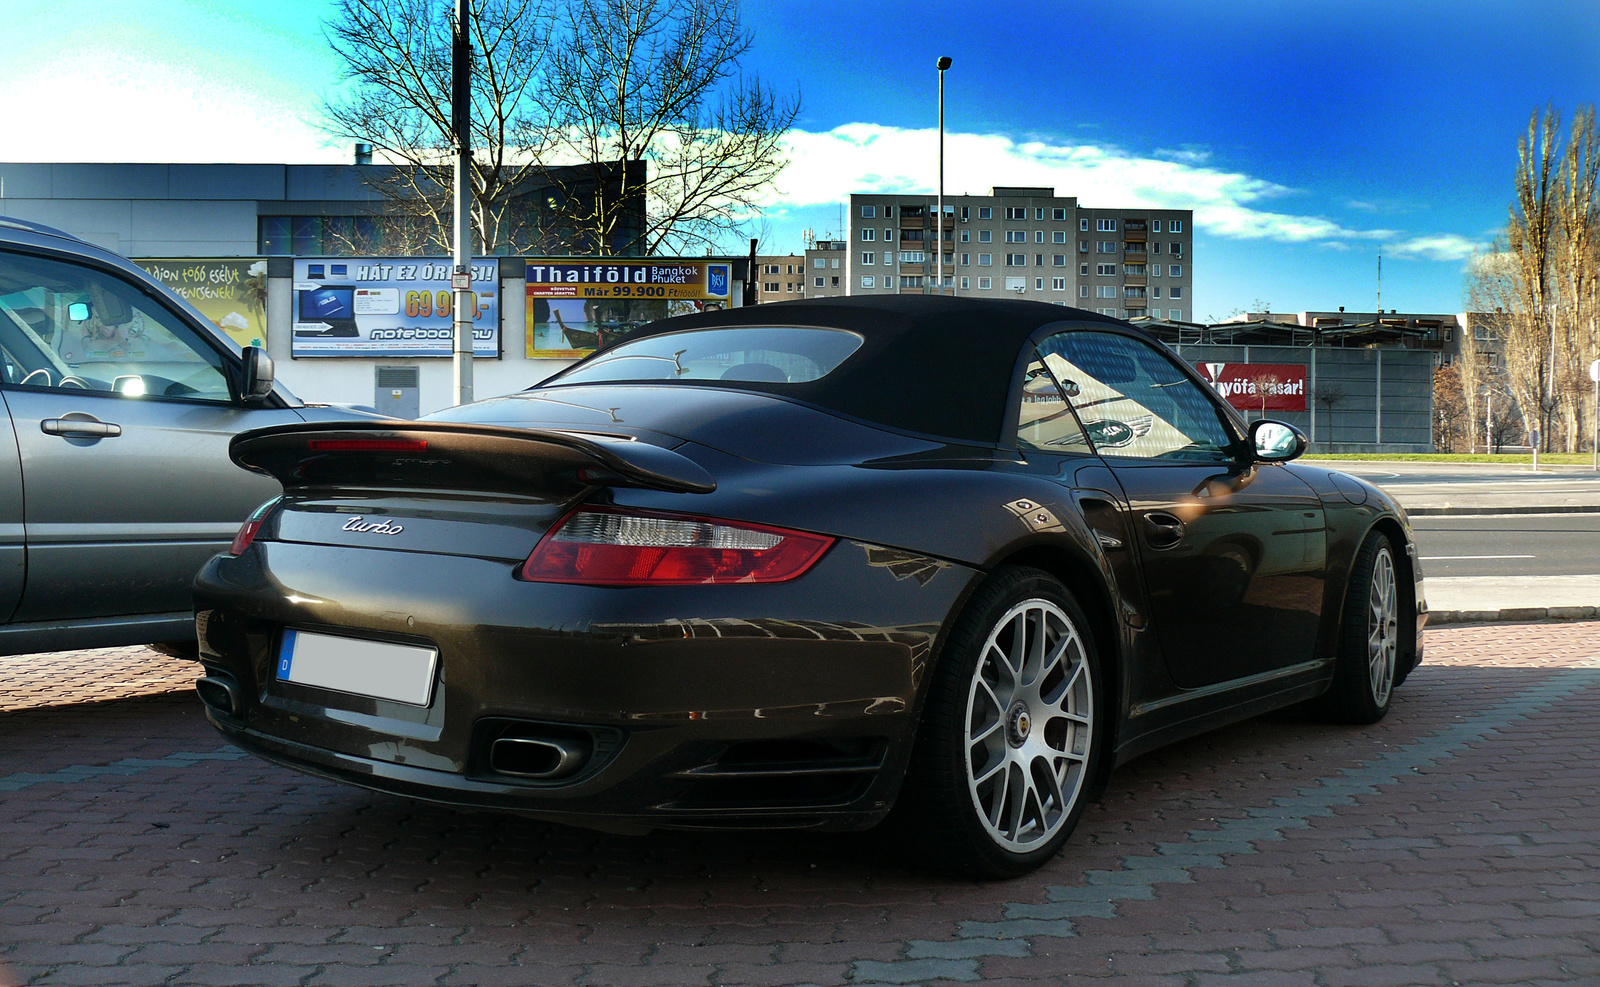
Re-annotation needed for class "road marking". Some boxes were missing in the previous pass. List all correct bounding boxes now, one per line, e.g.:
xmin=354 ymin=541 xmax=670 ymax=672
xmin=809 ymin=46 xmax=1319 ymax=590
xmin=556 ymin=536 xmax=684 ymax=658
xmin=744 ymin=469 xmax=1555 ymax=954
xmin=1420 ymin=554 xmax=1536 ymax=560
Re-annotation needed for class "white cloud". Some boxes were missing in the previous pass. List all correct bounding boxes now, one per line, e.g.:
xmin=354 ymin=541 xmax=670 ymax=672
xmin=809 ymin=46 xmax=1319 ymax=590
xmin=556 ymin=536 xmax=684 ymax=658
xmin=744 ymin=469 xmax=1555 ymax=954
xmin=1385 ymin=234 xmax=1487 ymax=262
xmin=772 ymin=123 xmax=1459 ymax=253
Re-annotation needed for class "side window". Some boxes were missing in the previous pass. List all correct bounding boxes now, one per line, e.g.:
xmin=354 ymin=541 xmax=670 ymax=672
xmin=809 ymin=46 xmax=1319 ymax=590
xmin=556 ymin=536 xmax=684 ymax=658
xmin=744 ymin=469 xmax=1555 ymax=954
xmin=0 ymin=250 xmax=232 ymax=402
xmin=1014 ymin=350 xmax=1091 ymax=455
xmin=1036 ymin=331 xmax=1236 ymax=462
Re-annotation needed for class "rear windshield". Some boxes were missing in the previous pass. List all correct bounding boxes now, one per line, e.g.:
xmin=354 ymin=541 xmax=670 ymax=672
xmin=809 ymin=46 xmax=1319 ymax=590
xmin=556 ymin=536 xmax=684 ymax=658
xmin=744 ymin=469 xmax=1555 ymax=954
xmin=550 ymin=326 xmax=863 ymax=386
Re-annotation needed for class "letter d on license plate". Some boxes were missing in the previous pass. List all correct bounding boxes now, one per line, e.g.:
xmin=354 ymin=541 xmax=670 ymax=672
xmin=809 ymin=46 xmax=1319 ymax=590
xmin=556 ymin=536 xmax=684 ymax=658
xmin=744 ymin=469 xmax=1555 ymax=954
xmin=276 ymin=629 xmax=438 ymax=706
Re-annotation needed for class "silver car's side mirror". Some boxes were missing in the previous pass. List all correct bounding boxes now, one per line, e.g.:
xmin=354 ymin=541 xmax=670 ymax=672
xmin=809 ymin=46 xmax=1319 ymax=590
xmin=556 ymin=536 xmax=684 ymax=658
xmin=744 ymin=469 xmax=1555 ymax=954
xmin=1250 ymin=419 xmax=1307 ymax=463
xmin=241 ymin=346 xmax=274 ymax=402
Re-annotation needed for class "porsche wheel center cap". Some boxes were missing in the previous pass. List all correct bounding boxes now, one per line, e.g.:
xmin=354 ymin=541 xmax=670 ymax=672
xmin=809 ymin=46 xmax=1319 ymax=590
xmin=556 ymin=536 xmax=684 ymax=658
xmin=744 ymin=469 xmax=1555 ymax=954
xmin=1007 ymin=703 xmax=1032 ymax=746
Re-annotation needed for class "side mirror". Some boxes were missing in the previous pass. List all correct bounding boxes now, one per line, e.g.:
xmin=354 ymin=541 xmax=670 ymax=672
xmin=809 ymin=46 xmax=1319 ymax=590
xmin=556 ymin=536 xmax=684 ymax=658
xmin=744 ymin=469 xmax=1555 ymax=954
xmin=1250 ymin=419 xmax=1307 ymax=463
xmin=241 ymin=346 xmax=274 ymax=402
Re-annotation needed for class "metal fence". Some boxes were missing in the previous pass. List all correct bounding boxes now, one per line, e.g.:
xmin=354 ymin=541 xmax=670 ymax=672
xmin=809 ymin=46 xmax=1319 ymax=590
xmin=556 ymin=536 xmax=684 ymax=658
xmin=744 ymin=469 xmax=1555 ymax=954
xmin=1171 ymin=344 xmax=1435 ymax=453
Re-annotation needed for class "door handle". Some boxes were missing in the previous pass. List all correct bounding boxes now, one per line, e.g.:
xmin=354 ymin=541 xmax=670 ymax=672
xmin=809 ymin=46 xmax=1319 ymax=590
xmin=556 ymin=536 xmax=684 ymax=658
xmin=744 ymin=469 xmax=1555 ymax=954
xmin=42 ymin=418 xmax=122 ymax=438
xmin=1141 ymin=511 xmax=1185 ymax=549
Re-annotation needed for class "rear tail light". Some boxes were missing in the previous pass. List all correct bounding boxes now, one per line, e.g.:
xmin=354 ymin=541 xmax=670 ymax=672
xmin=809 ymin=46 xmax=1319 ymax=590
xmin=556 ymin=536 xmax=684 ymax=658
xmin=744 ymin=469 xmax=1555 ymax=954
xmin=521 ymin=506 xmax=833 ymax=586
xmin=228 ymin=497 xmax=281 ymax=556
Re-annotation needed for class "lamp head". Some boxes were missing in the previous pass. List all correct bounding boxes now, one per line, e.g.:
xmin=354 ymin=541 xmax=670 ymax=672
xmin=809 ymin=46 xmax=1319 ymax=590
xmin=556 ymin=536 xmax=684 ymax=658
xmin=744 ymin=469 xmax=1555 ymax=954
xmin=937 ymin=56 xmax=952 ymax=71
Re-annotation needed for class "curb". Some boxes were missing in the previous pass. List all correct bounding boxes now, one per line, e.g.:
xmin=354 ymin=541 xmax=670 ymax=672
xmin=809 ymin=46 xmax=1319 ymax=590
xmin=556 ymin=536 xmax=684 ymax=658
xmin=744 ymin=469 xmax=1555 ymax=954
xmin=1428 ymin=606 xmax=1600 ymax=625
xmin=1405 ymin=505 xmax=1600 ymax=516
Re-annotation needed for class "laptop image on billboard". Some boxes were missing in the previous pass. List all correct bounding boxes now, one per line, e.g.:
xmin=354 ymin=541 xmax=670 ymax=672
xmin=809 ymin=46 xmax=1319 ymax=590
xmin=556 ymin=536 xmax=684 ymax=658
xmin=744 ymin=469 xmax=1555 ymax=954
xmin=295 ymin=285 xmax=359 ymax=336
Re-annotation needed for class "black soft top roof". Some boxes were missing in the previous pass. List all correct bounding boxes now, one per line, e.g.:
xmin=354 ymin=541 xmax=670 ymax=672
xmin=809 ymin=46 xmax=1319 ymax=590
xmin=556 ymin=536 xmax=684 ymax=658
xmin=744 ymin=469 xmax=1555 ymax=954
xmin=564 ymin=296 xmax=1129 ymax=445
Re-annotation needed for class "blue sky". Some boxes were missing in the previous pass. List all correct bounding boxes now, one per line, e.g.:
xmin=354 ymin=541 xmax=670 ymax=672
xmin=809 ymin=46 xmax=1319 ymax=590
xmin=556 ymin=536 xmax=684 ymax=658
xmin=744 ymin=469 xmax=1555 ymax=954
xmin=2 ymin=0 xmax=1596 ymax=319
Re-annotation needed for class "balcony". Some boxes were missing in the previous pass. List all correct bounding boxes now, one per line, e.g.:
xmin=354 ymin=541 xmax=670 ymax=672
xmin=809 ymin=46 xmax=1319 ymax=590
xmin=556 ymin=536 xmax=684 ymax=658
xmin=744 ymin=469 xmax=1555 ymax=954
xmin=1123 ymin=243 xmax=1147 ymax=256
xmin=1122 ymin=220 xmax=1147 ymax=240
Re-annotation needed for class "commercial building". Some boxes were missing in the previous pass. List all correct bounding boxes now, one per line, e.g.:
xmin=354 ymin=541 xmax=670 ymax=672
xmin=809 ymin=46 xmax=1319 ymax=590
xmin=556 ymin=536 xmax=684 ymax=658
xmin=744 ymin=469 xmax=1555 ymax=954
xmin=846 ymin=188 xmax=1193 ymax=321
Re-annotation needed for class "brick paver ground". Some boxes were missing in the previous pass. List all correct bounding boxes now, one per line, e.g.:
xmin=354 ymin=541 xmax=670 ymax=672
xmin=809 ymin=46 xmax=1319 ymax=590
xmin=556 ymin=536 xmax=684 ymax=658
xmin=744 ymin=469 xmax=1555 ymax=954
xmin=2 ymin=623 xmax=1597 ymax=986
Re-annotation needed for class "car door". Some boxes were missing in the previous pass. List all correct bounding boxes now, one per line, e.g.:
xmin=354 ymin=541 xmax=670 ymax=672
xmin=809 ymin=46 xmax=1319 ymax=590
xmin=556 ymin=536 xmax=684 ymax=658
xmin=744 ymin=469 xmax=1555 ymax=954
xmin=1036 ymin=329 xmax=1326 ymax=688
xmin=0 ymin=247 xmax=297 ymax=623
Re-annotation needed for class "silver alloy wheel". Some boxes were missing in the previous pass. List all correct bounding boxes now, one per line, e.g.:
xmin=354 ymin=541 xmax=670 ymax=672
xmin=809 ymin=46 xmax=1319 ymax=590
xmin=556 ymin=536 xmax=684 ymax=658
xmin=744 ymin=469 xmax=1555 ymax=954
xmin=963 ymin=599 xmax=1093 ymax=853
xmin=1368 ymin=546 xmax=1398 ymax=707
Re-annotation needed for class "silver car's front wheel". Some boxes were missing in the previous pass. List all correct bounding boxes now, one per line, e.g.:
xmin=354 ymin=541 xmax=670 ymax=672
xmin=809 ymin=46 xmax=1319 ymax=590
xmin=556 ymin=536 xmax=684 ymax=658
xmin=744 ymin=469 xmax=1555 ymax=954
xmin=897 ymin=566 xmax=1102 ymax=878
xmin=964 ymin=599 xmax=1094 ymax=854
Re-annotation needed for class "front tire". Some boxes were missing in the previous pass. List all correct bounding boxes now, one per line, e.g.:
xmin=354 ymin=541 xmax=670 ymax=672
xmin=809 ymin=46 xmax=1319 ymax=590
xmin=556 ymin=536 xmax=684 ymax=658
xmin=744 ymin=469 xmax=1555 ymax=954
xmin=900 ymin=566 xmax=1103 ymax=878
xmin=1310 ymin=532 xmax=1401 ymax=724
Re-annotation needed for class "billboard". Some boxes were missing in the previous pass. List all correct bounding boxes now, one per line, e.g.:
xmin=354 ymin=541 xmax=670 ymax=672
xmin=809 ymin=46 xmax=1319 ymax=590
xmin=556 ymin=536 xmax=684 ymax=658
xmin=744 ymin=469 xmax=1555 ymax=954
xmin=1195 ymin=362 xmax=1307 ymax=412
xmin=525 ymin=259 xmax=732 ymax=358
xmin=133 ymin=258 xmax=268 ymax=348
xmin=292 ymin=258 xmax=499 ymax=358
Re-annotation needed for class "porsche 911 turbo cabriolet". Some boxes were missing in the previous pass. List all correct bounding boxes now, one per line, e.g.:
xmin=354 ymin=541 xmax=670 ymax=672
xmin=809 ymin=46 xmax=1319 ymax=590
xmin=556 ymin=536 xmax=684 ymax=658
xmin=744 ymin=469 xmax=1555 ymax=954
xmin=192 ymin=296 xmax=1425 ymax=877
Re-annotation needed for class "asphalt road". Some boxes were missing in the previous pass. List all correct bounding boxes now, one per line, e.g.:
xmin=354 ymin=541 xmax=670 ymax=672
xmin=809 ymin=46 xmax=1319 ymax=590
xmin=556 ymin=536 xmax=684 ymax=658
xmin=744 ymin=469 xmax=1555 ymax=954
xmin=1410 ymin=513 xmax=1600 ymax=578
xmin=1304 ymin=459 xmax=1600 ymax=513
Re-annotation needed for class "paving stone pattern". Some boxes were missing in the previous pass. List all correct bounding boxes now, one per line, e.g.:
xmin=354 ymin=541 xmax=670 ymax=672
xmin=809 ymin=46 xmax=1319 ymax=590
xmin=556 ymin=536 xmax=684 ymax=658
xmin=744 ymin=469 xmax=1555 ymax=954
xmin=2 ymin=624 xmax=1598 ymax=986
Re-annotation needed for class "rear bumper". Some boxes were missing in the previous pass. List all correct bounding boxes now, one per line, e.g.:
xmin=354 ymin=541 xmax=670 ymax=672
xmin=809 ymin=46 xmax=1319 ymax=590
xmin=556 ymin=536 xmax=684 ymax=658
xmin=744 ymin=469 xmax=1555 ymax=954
xmin=193 ymin=539 xmax=977 ymax=831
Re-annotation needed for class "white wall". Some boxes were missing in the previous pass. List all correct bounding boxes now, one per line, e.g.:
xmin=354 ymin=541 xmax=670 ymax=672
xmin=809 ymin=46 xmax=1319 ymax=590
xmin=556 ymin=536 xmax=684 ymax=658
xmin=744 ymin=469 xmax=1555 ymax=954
xmin=266 ymin=273 xmax=579 ymax=415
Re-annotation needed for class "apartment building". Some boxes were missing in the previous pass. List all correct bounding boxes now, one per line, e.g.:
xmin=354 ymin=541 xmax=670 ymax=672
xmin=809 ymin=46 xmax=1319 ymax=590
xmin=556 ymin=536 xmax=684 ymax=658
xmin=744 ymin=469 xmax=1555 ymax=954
xmin=846 ymin=188 xmax=1193 ymax=321
xmin=806 ymin=239 xmax=849 ymax=298
xmin=753 ymin=254 xmax=808 ymax=303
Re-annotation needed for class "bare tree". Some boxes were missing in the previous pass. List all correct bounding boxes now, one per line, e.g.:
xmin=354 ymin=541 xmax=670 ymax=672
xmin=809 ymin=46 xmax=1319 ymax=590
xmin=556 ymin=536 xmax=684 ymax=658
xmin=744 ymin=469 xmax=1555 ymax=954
xmin=1554 ymin=108 xmax=1600 ymax=451
xmin=1244 ymin=368 xmax=1284 ymax=421
xmin=1314 ymin=382 xmax=1346 ymax=446
xmin=321 ymin=0 xmax=797 ymax=257
xmin=540 ymin=0 xmax=800 ymax=255
xmin=1432 ymin=364 xmax=1469 ymax=452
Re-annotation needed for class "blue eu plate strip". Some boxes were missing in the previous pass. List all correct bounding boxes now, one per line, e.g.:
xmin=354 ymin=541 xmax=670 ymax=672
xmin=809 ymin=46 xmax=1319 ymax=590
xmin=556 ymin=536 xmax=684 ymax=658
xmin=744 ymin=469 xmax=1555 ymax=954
xmin=277 ymin=629 xmax=297 ymax=680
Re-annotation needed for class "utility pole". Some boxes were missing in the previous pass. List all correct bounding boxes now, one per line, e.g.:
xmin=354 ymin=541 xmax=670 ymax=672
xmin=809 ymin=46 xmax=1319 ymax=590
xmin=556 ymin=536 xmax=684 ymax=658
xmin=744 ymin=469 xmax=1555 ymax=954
xmin=936 ymin=56 xmax=951 ymax=297
xmin=450 ymin=0 xmax=475 ymax=406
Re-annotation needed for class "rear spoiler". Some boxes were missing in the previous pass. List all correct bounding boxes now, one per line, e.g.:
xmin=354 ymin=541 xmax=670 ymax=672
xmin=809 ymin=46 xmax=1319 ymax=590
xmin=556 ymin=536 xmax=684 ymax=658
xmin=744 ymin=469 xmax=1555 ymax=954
xmin=230 ymin=421 xmax=716 ymax=496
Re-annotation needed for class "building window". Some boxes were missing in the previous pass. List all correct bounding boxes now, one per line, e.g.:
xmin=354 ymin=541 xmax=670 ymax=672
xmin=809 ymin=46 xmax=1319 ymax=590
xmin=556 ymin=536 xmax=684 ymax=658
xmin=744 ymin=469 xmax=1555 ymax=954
xmin=1124 ymin=286 xmax=1146 ymax=299
xmin=1151 ymin=220 xmax=1162 ymax=232
xmin=1097 ymin=285 xmax=1117 ymax=298
xmin=884 ymin=206 xmax=893 ymax=218
xmin=861 ymin=252 xmax=875 ymax=265
xmin=1149 ymin=265 xmax=1161 ymax=277
xmin=961 ymin=252 xmax=970 ymax=266
xmin=885 ymin=229 xmax=895 ymax=242
xmin=900 ymin=251 xmax=926 ymax=263
xmin=861 ymin=205 xmax=875 ymax=218
xmin=831 ymin=258 xmax=840 ymax=268
xmin=1005 ymin=276 xmax=1026 ymax=291
xmin=1052 ymin=254 xmax=1066 ymax=266
xmin=1079 ymin=285 xmax=1089 ymax=298
xmin=978 ymin=276 xmax=992 ymax=289
xmin=1171 ymin=243 xmax=1182 ymax=257
xmin=1006 ymin=230 xmax=1026 ymax=243
xmin=1079 ymin=262 xmax=1089 ymax=276
xmin=1097 ymin=219 xmax=1117 ymax=232
xmin=960 ymin=206 xmax=969 ymax=221
xmin=1053 ymin=207 xmax=1068 ymax=221
xmin=1052 ymin=231 xmax=1066 ymax=244
xmin=979 ymin=207 xmax=992 ymax=219
xmin=960 ymin=230 xmax=970 ymax=242
xmin=1151 ymin=242 xmax=1162 ymax=254
xmin=1152 ymin=286 xmax=1162 ymax=298
xmin=978 ymin=253 xmax=993 ymax=266
xmin=1007 ymin=207 xmax=1026 ymax=220
xmin=1097 ymin=307 xmax=1117 ymax=316
xmin=1079 ymin=240 xmax=1089 ymax=253
xmin=960 ymin=276 xmax=970 ymax=289
xmin=1080 ymin=218 xmax=1089 ymax=231
xmin=1098 ymin=241 xmax=1116 ymax=253
xmin=1052 ymin=277 xmax=1066 ymax=291
xmin=1006 ymin=253 xmax=1027 ymax=266
xmin=1124 ymin=264 xmax=1146 ymax=276
xmin=1035 ymin=207 xmax=1044 ymax=220
xmin=900 ymin=276 xmax=923 ymax=288
xmin=1030 ymin=230 xmax=1041 ymax=243
xmin=1036 ymin=254 xmax=1043 ymax=266
xmin=861 ymin=228 xmax=875 ymax=241
xmin=861 ymin=276 xmax=875 ymax=288
xmin=831 ymin=276 xmax=839 ymax=286
xmin=978 ymin=230 xmax=992 ymax=243
xmin=1171 ymin=220 xmax=1183 ymax=232
xmin=815 ymin=276 xmax=825 ymax=287
xmin=1169 ymin=265 xmax=1182 ymax=277
xmin=1170 ymin=287 xmax=1183 ymax=299
xmin=1097 ymin=263 xmax=1116 ymax=276
xmin=1035 ymin=277 xmax=1045 ymax=290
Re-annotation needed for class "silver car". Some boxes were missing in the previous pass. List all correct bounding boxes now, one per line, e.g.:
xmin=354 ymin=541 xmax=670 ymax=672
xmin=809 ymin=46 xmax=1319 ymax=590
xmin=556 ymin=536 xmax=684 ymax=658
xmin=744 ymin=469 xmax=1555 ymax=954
xmin=0 ymin=217 xmax=381 ymax=656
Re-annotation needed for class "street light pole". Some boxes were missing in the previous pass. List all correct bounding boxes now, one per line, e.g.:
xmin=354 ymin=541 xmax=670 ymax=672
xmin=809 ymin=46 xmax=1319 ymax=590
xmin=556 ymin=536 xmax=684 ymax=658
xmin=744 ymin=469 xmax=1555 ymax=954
xmin=450 ymin=0 xmax=475 ymax=406
xmin=937 ymin=56 xmax=951 ymax=297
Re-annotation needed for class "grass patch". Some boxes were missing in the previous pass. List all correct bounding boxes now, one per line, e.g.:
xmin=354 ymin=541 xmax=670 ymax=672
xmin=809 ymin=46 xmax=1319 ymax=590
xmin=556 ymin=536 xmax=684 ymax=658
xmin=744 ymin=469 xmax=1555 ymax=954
xmin=1304 ymin=452 xmax=1599 ymax=465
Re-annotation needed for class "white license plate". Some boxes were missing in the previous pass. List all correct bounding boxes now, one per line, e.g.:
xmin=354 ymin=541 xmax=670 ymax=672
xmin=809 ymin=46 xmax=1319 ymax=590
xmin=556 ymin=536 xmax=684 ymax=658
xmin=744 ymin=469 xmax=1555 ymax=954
xmin=275 ymin=629 xmax=438 ymax=706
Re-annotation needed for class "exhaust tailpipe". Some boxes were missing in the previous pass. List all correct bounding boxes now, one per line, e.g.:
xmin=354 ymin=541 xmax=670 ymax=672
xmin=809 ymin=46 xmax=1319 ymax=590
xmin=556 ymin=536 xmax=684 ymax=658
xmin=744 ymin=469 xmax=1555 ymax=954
xmin=489 ymin=735 xmax=590 ymax=779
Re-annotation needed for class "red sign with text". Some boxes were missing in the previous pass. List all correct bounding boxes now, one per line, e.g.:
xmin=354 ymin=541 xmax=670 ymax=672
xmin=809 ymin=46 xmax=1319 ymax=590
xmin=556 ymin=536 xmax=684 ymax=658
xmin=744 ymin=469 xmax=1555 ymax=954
xmin=1194 ymin=362 xmax=1307 ymax=412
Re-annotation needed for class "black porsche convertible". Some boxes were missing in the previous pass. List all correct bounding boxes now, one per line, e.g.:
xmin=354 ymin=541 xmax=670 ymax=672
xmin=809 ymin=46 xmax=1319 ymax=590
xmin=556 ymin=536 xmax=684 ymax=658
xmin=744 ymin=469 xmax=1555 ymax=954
xmin=192 ymin=296 xmax=1425 ymax=878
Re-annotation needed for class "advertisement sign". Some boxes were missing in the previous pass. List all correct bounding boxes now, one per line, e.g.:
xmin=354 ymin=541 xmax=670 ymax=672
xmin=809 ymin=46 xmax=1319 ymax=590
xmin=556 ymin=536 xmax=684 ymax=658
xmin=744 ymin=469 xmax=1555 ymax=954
xmin=133 ymin=258 xmax=269 ymax=348
xmin=292 ymin=258 xmax=499 ymax=358
xmin=1195 ymin=362 xmax=1307 ymax=412
xmin=525 ymin=259 xmax=732 ymax=358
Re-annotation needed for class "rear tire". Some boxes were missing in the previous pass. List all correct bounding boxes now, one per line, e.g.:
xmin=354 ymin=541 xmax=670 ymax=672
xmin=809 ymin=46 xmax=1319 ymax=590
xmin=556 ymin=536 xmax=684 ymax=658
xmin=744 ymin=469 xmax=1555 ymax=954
xmin=898 ymin=566 xmax=1103 ymax=878
xmin=1310 ymin=532 xmax=1400 ymax=724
